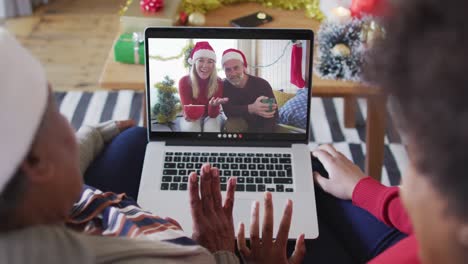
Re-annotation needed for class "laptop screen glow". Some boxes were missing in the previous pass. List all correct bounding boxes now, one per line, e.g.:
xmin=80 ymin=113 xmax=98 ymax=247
xmin=146 ymin=29 xmax=313 ymax=143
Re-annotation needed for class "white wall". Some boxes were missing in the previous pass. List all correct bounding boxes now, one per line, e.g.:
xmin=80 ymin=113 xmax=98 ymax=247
xmin=0 ymin=0 xmax=41 ymax=19
xmin=0 ymin=0 xmax=9 ymax=19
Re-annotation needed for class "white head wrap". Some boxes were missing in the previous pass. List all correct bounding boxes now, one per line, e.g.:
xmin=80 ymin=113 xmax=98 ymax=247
xmin=0 ymin=28 xmax=48 ymax=193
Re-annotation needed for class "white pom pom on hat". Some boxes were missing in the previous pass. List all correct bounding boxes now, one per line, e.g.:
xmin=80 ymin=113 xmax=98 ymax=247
xmin=0 ymin=28 xmax=48 ymax=193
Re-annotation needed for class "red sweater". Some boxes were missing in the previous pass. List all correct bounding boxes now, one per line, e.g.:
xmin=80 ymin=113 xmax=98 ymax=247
xmin=353 ymin=177 xmax=421 ymax=264
xmin=178 ymin=75 xmax=224 ymax=118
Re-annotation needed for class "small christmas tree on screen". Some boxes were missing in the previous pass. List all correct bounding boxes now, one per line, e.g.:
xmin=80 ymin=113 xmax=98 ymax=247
xmin=151 ymin=76 xmax=181 ymax=123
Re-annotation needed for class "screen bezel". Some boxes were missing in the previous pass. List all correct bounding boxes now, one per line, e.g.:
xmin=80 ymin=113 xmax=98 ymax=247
xmin=145 ymin=27 xmax=314 ymax=146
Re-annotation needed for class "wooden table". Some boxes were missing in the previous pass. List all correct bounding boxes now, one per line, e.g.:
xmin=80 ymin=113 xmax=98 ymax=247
xmin=99 ymin=3 xmax=386 ymax=181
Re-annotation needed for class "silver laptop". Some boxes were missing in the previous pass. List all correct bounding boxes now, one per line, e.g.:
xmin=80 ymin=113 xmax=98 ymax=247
xmin=138 ymin=27 xmax=318 ymax=239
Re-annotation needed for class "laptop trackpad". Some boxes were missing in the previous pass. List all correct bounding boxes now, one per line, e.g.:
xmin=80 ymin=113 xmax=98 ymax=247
xmin=232 ymin=198 xmax=287 ymax=238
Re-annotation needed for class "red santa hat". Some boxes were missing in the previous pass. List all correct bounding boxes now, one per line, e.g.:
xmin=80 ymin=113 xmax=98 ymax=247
xmin=221 ymin=48 xmax=248 ymax=67
xmin=188 ymin=41 xmax=216 ymax=65
xmin=0 ymin=28 xmax=48 ymax=193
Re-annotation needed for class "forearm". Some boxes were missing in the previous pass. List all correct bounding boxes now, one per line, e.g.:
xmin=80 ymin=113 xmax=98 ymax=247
xmin=352 ymin=177 xmax=413 ymax=234
xmin=76 ymin=121 xmax=120 ymax=174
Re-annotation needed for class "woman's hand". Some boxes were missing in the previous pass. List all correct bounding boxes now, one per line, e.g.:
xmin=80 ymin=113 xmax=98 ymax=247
xmin=115 ymin=119 xmax=136 ymax=132
xmin=312 ymin=144 xmax=367 ymax=200
xmin=209 ymin=97 xmax=229 ymax=106
xmin=237 ymin=192 xmax=306 ymax=264
xmin=189 ymin=164 xmax=237 ymax=253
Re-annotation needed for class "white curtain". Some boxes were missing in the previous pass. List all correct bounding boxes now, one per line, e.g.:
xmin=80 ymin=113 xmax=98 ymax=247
xmin=0 ymin=0 xmax=48 ymax=19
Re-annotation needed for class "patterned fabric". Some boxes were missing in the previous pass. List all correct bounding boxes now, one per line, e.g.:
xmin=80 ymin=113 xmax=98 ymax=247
xmin=278 ymin=89 xmax=309 ymax=129
xmin=54 ymin=90 xmax=408 ymax=186
xmin=66 ymin=185 xmax=196 ymax=246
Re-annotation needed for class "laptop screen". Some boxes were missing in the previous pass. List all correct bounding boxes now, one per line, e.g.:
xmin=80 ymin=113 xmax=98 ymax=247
xmin=145 ymin=28 xmax=313 ymax=144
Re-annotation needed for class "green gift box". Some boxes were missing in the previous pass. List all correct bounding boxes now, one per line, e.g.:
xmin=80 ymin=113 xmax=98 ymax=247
xmin=114 ymin=32 xmax=145 ymax=65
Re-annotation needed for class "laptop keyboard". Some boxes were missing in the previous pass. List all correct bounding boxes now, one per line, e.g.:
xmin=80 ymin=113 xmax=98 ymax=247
xmin=160 ymin=151 xmax=294 ymax=192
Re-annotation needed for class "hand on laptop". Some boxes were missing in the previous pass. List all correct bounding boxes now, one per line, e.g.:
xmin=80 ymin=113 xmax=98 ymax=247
xmin=237 ymin=192 xmax=306 ymax=264
xmin=312 ymin=144 xmax=366 ymax=200
xmin=189 ymin=164 xmax=237 ymax=253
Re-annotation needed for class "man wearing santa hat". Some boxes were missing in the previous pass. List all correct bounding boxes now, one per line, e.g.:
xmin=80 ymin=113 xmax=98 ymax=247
xmin=221 ymin=48 xmax=278 ymax=133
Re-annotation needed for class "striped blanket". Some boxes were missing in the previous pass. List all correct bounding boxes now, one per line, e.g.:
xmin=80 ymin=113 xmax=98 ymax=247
xmin=54 ymin=91 xmax=408 ymax=186
xmin=66 ymin=185 xmax=195 ymax=245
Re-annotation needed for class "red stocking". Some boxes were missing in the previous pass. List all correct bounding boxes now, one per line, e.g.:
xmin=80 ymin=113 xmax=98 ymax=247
xmin=290 ymin=43 xmax=305 ymax=88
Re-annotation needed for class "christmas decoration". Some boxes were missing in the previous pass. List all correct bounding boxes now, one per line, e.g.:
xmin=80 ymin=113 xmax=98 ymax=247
xmin=114 ymin=32 xmax=145 ymax=65
xmin=320 ymin=0 xmax=351 ymax=19
xmin=120 ymin=0 xmax=181 ymax=32
xmin=290 ymin=42 xmax=305 ymax=88
xmin=182 ymin=0 xmax=325 ymax=21
xmin=360 ymin=20 xmax=385 ymax=48
xmin=140 ymin=0 xmax=164 ymax=13
xmin=188 ymin=41 xmax=216 ymax=65
xmin=304 ymin=0 xmax=325 ymax=20
xmin=148 ymin=41 xmax=193 ymax=69
xmin=182 ymin=42 xmax=194 ymax=68
xmin=178 ymin=11 xmax=188 ymax=25
xmin=151 ymin=76 xmax=181 ymax=123
xmin=188 ymin=12 xmax=206 ymax=26
xmin=315 ymin=19 xmax=366 ymax=81
xmin=119 ymin=0 xmax=133 ymax=16
xmin=328 ymin=6 xmax=352 ymax=24
xmin=331 ymin=43 xmax=351 ymax=57
xmin=350 ymin=0 xmax=387 ymax=18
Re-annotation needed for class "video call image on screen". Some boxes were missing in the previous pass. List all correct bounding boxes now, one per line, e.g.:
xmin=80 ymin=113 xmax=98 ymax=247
xmin=148 ymin=38 xmax=311 ymax=134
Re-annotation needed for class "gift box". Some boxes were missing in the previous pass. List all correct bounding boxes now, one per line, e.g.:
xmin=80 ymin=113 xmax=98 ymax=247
xmin=120 ymin=0 xmax=182 ymax=33
xmin=114 ymin=32 xmax=145 ymax=65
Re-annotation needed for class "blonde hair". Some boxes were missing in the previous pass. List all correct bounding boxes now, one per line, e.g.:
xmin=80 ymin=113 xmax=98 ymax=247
xmin=190 ymin=60 xmax=219 ymax=99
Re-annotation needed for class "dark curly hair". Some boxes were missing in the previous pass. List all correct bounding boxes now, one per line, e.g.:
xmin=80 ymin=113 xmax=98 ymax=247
xmin=365 ymin=0 xmax=468 ymax=220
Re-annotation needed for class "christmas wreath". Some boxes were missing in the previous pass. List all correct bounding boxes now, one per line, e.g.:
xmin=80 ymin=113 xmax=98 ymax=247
xmin=315 ymin=19 xmax=367 ymax=81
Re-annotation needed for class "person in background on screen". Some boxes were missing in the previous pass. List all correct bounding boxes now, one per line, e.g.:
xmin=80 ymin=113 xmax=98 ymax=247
xmin=178 ymin=41 xmax=228 ymax=132
xmin=221 ymin=48 xmax=278 ymax=133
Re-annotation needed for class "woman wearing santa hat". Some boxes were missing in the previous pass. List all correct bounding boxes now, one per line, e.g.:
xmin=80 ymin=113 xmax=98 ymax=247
xmin=178 ymin=41 xmax=229 ymax=132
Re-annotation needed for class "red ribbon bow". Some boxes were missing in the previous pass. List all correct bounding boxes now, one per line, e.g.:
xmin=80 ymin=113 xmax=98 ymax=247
xmin=140 ymin=0 xmax=164 ymax=13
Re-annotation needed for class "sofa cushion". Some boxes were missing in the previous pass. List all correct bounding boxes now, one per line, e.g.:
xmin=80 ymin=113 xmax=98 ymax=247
xmin=278 ymin=89 xmax=308 ymax=129
xmin=273 ymin=90 xmax=296 ymax=108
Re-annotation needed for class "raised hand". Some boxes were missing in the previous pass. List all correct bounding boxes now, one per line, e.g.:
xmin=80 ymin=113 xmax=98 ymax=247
xmin=312 ymin=144 xmax=367 ymax=200
xmin=237 ymin=192 xmax=306 ymax=264
xmin=189 ymin=164 xmax=237 ymax=253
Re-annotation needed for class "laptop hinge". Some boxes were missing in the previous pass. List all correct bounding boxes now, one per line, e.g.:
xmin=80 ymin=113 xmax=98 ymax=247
xmin=164 ymin=139 xmax=296 ymax=148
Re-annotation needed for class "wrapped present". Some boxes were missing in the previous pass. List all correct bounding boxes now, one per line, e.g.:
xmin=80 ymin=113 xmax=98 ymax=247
xmin=114 ymin=32 xmax=145 ymax=65
xmin=120 ymin=0 xmax=182 ymax=33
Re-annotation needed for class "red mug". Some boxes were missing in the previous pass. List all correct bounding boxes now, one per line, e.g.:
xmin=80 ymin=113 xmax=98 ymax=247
xmin=184 ymin=104 xmax=205 ymax=120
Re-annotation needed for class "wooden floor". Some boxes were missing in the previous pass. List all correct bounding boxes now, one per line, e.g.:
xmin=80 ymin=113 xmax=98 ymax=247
xmin=3 ymin=0 xmax=127 ymax=91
